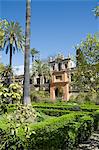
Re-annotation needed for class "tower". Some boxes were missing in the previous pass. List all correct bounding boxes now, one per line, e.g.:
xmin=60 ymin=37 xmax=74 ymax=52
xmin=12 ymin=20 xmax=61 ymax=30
xmin=49 ymin=54 xmax=70 ymax=101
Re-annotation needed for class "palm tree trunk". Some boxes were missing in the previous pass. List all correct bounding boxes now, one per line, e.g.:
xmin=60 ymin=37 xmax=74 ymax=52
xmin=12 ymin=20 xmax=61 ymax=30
xmin=23 ymin=0 xmax=31 ymax=105
xmin=9 ymin=44 xmax=12 ymax=67
xmin=8 ymin=44 xmax=12 ymax=85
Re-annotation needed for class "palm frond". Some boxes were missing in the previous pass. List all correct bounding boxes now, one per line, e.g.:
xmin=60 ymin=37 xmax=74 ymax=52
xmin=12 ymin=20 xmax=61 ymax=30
xmin=6 ymin=45 xmax=9 ymax=54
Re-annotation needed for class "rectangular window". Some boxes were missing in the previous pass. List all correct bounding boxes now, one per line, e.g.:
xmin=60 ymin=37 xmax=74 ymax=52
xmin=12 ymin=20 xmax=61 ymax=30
xmin=37 ymin=78 xmax=40 ymax=84
xmin=53 ymin=65 xmax=55 ymax=70
xmin=56 ymin=75 xmax=62 ymax=80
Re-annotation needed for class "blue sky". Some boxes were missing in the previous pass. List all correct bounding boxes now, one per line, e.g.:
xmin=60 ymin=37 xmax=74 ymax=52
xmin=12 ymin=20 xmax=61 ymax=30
xmin=0 ymin=0 xmax=98 ymax=66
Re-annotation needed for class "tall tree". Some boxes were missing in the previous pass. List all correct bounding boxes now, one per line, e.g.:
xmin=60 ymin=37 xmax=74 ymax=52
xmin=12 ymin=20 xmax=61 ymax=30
xmin=0 ymin=19 xmax=8 ymax=49
xmin=73 ymin=34 xmax=99 ymax=92
xmin=32 ymin=60 xmax=50 ymax=91
xmin=2 ymin=21 xmax=24 ymax=67
xmin=0 ymin=20 xmax=8 ymax=63
xmin=23 ymin=0 xmax=31 ymax=105
xmin=31 ymin=48 xmax=39 ymax=62
xmin=76 ymin=47 xmax=87 ymax=67
xmin=93 ymin=6 xmax=99 ymax=17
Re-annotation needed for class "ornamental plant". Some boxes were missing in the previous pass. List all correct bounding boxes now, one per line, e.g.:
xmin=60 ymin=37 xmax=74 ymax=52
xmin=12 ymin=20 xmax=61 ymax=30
xmin=0 ymin=83 xmax=22 ymax=114
xmin=0 ymin=104 xmax=42 ymax=149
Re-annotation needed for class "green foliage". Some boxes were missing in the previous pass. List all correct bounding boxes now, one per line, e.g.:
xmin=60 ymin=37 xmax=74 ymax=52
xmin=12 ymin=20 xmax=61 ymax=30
xmin=37 ymin=108 xmax=71 ymax=116
xmin=33 ymin=102 xmax=80 ymax=110
xmin=33 ymin=102 xmax=99 ymax=113
xmin=0 ymin=19 xmax=8 ymax=49
xmin=0 ymin=66 xmax=13 ymax=86
xmin=9 ymin=83 xmax=22 ymax=103
xmin=3 ymin=21 xmax=24 ymax=52
xmin=77 ymin=115 xmax=94 ymax=143
xmin=93 ymin=6 xmax=99 ymax=17
xmin=0 ymin=84 xmax=10 ymax=113
xmin=74 ymin=34 xmax=99 ymax=93
xmin=30 ymin=90 xmax=49 ymax=102
xmin=32 ymin=60 xmax=50 ymax=90
xmin=8 ymin=104 xmax=37 ymax=124
xmin=31 ymin=48 xmax=39 ymax=62
xmin=70 ymin=92 xmax=99 ymax=104
xmin=93 ymin=110 xmax=99 ymax=130
xmin=0 ymin=104 xmax=42 ymax=149
xmin=1 ymin=113 xmax=94 ymax=150
xmin=0 ymin=83 xmax=22 ymax=114
xmin=0 ymin=102 xmax=99 ymax=149
xmin=0 ymin=64 xmax=5 ymax=75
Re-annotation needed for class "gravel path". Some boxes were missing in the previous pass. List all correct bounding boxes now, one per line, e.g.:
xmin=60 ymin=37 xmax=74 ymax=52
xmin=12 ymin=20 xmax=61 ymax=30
xmin=77 ymin=131 xmax=99 ymax=150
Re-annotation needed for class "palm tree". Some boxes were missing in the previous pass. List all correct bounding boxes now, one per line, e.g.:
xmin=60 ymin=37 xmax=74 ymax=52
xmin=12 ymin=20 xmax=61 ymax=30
xmin=31 ymin=48 xmax=39 ymax=62
xmin=3 ymin=21 xmax=24 ymax=67
xmin=0 ymin=19 xmax=8 ymax=50
xmin=23 ymin=0 xmax=31 ymax=105
xmin=0 ymin=20 xmax=8 ymax=64
xmin=42 ymin=63 xmax=51 ymax=81
xmin=32 ymin=60 xmax=50 ymax=91
xmin=93 ymin=6 xmax=99 ymax=17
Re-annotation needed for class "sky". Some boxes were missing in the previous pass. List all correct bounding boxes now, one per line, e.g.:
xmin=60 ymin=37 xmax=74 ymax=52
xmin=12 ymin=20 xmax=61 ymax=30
xmin=0 ymin=0 xmax=98 ymax=66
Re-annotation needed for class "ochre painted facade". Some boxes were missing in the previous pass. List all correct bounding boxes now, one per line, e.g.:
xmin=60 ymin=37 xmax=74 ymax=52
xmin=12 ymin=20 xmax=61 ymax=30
xmin=50 ymin=70 xmax=70 ymax=101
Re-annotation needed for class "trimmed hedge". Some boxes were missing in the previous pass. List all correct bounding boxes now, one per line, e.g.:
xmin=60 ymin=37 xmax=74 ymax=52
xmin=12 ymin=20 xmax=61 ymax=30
xmin=33 ymin=103 xmax=81 ymax=111
xmin=0 ymin=112 xmax=96 ymax=150
xmin=0 ymin=102 xmax=99 ymax=149
xmin=36 ymin=108 xmax=71 ymax=116
xmin=22 ymin=114 xmax=93 ymax=150
xmin=93 ymin=110 xmax=99 ymax=130
xmin=36 ymin=108 xmax=95 ymax=117
xmin=33 ymin=103 xmax=99 ymax=112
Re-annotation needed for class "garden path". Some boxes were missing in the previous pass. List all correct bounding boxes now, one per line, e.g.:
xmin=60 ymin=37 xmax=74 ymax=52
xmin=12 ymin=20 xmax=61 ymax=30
xmin=77 ymin=131 xmax=99 ymax=150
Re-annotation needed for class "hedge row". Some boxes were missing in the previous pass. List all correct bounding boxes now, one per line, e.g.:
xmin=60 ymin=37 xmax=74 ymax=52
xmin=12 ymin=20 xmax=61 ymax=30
xmin=37 ymin=108 xmax=99 ymax=130
xmin=0 ymin=113 xmax=94 ymax=150
xmin=36 ymin=108 xmax=91 ymax=117
xmin=33 ymin=103 xmax=99 ymax=112
xmin=21 ymin=114 xmax=94 ymax=150
xmin=5 ymin=103 xmax=99 ymax=114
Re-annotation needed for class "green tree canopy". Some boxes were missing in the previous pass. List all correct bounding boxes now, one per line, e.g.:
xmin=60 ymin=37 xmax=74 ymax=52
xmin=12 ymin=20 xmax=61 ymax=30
xmin=93 ymin=6 xmax=99 ymax=17
xmin=3 ymin=21 xmax=24 ymax=67
xmin=0 ymin=19 xmax=8 ymax=49
xmin=73 ymin=34 xmax=99 ymax=92
xmin=31 ymin=48 xmax=39 ymax=62
xmin=32 ymin=60 xmax=50 ymax=90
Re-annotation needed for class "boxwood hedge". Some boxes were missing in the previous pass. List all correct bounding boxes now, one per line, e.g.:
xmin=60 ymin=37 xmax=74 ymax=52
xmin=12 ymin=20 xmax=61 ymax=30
xmin=0 ymin=113 xmax=94 ymax=150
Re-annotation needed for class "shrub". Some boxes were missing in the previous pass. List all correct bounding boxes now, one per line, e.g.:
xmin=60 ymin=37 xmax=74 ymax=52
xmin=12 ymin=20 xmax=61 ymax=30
xmin=33 ymin=102 xmax=99 ymax=113
xmin=93 ymin=110 xmax=99 ymax=130
xmin=0 ymin=112 xmax=94 ymax=150
xmin=0 ymin=104 xmax=43 ymax=149
xmin=30 ymin=90 xmax=49 ymax=102
xmin=77 ymin=115 xmax=94 ymax=143
xmin=81 ymin=103 xmax=99 ymax=112
xmin=37 ymin=108 xmax=71 ymax=116
xmin=70 ymin=91 xmax=99 ymax=104
xmin=0 ymin=83 xmax=22 ymax=114
xmin=32 ymin=103 xmax=80 ymax=110
xmin=25 ymin=114 xmax=93 ymax=150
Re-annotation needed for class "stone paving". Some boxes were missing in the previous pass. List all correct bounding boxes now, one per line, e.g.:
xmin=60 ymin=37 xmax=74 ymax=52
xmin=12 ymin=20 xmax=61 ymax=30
xmin=77 ymin=131 xmax=99 ymax=150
